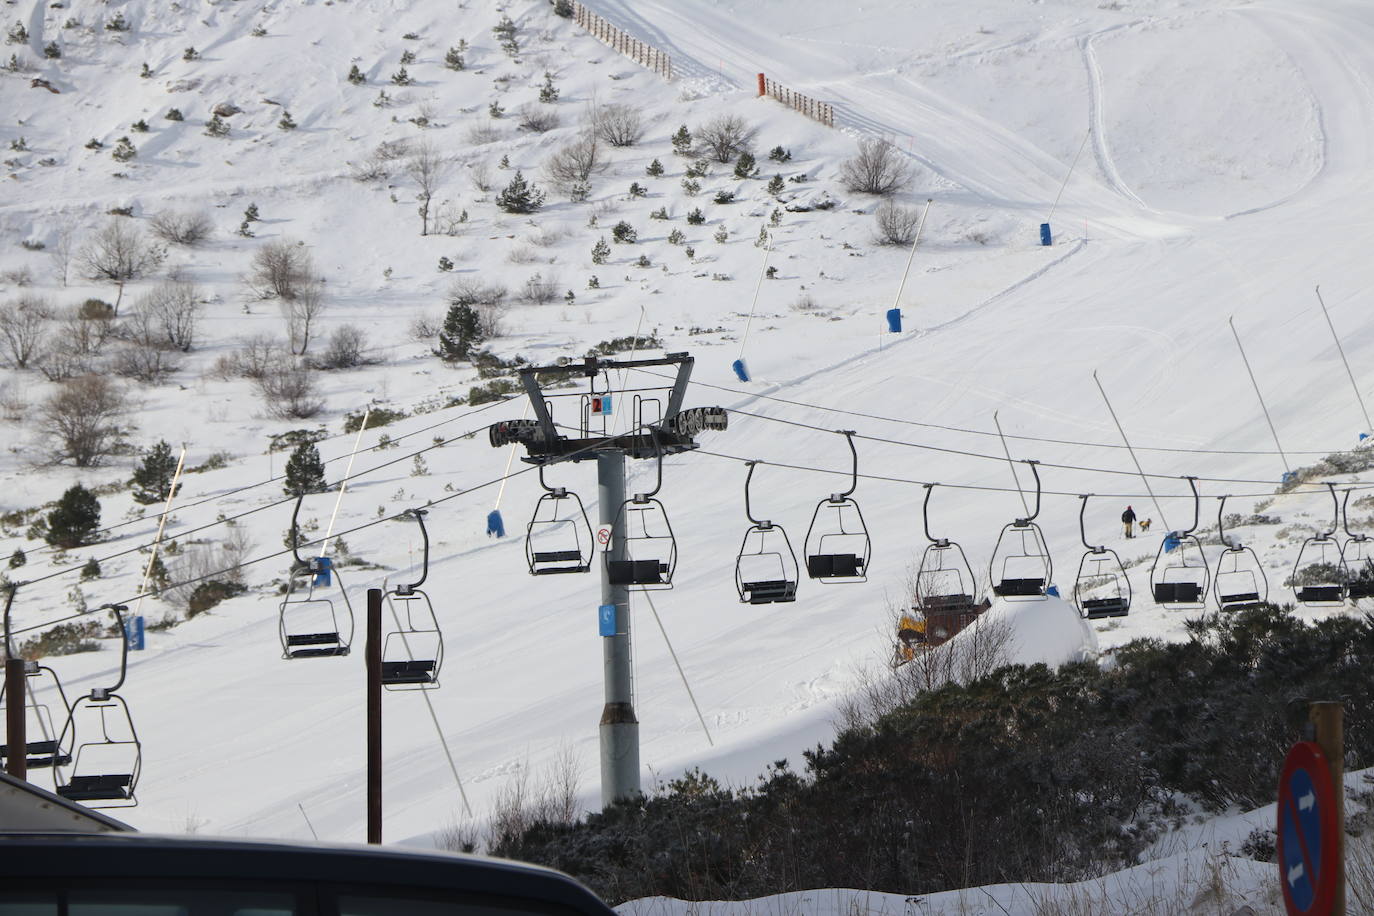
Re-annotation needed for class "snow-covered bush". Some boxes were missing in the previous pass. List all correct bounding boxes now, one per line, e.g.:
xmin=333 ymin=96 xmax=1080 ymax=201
xmin=839 ymin=136 xmax=914 ymax=196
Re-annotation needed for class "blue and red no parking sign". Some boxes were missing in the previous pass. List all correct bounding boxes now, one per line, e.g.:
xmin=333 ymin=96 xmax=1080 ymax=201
xmin=1277 ymin=741 xmax=1341 ymax=915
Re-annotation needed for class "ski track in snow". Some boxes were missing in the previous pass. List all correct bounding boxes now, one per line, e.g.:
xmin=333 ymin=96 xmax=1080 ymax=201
xmin=1081 ymin=27 xmax=1153 ymax=214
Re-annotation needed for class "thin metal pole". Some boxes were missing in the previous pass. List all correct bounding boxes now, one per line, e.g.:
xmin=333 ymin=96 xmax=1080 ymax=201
xmin=889 ymin=199 xmax=933 ymax=320
xmin=992 ymin=410 xmax=1029 ymax=516
xmin=1315 ymin=286 xmax=1373 ymax=436
xmin=597 ymin=449 xmax=639 ymax=808
xmin=134 ymin=446 xmax=187 ymax=620
xmin=1092 ymin=371 xmax=1169 ymax=531
xmin=736 ymin=233 xmax=772 ymax=363
xmin=1047 ymin=129 xmax=1091 ymax=223
xmin=366 ymin=587 xmax=382 ymax=844
xmin=1228 ymin=316 xmax=1290 ymax=475
xmin=321 ymin=408 xmax=370 ymax=558
xmin=641 ymin=590 xmax=713 ymax=747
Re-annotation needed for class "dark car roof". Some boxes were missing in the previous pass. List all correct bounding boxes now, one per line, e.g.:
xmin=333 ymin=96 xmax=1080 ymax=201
xmin=0 ymin=832 xmax=614 ymax=913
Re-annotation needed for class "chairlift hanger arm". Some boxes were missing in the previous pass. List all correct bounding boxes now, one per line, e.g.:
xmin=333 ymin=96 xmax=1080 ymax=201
xmin=922 ymin=484 xmax=943 ymax=545
xmin=1016 ymin=460 xmax=1042 ymax=525
xmin=835 ymin=431 xmax=859 ymax=500
xmin=94 ymin=604 xmax=129 ymax=699
xmin=744 ymin=461 xmax=767 ymax=527
xmin=400 ymin=509 xmax=430 ymax=594
xmin=1217 ymin=495 xmax=1237 ymax=549
xmin=289 ymin=494 xmax=307 ymax=566
xmin=1078 ymin=495 xmax=1098 ymax=552
xmin=1322 ymin=482 xmax=1339 ymax=539
xmin=637 ymin=429 xmax=664 ymax=501
xmin=1180 ymin=476 xmax=1201 ymax=536
xmin=1344 ymin=488 xmax=1365 ymax=540
xmin=2 ymin=581 xmax=15 ymax=659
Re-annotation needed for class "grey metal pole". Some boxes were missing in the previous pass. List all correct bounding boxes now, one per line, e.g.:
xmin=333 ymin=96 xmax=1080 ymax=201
xmin=598 ymin=449 xmax=639 ymax=807
xmin=1315 ymin=285 xmax=1373 ymax=436
xmin=992 ymin=410 xmax=1029 ymax=517
xmin=1092 ymin=370 xmax=1170 ymax=531
xmin=1228 ymin=316 xmax=1291 ymax=475
xmin=5 ymin=659 xmax=25 ymax=781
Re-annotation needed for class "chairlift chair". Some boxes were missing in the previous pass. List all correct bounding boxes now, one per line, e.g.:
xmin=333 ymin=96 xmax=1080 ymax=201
xmin=1341 ymin=488 xmax=1374 ymax=602
xmin=53 ymin=604 xmax=141 ymax=808
xmin=526 ymin=464 xmax=595 ymax=575
xmin=0 ymin=586 xmax=75 ymax=772
xmin=1149 ymin=477 xmax=1211 ymax=610
xmin=606 ymin=431 xmax=677 ymax=589
xmin=735 ymin=461 xmax=799 ymax=604
xmin=382 ymin=509 xmax=443 ymax=689
xmin=1213 ymin=496 xmax=1268 ymax=612
xmin=1073 ymin=495 xmax=1130 ymax=619
xmin=803 ymin=431 xmax=871 ymax=583
xmin=915 ymin=484 xmax=983 ymax=632
xmin=0 ymin=662 xmax=74 ymax=771
xmin=1291 ymin=483 xmax=1348 ymax=607
xmin=279 ymin=494 xmax=355 ymax=659
xmin=989 ymin=460 xmax=1052 ymax=600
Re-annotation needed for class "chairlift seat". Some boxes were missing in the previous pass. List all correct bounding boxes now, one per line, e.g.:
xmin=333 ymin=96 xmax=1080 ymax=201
xmin=1219 ymin=591 xmax=1261 ymax=607
xmin=381 ymin=660 xmax=437 ymax=685
xmin=0 ymin=739 xmax=72 ymax=769
xmin=1153 ymin=582 xmax=1202 ymax=604
xmin=1348 ymin=581 xmax=1374 ymax=600
xmin=1297 ymin=585 xmax=1345 ymax=604
xmin=807 ymin=554 xmax=862 ymax=579
xmin=993 ymin=577 xmax=1045 ymax=597
xmin=57 ymin=773 xmax=133 ymax=801
xmin=533 ymin=550 xmax=586 ymax=564
xmin=740 ymin=579 xmax=797 ymax=604
xmin=922 ymin=593 xmax=977 ymax=612
xmin=287 ymin=632 xmax=342 ymax=647
xmin=1083 ymin=597 xmax=1129 ymax=619
xmin=607 ymin=559 xmax=669 ymax=586
xmin=286 ymin=632 xmax=349 ymax=658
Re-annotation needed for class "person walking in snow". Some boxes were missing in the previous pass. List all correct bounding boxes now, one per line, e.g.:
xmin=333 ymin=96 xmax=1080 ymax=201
xmin=1121 ymin=505 xmax=1137 ymax=539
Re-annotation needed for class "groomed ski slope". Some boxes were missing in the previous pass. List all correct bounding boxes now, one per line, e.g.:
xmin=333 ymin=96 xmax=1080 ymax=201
xmin=3 ymin=0 xmax=1374 ymax=908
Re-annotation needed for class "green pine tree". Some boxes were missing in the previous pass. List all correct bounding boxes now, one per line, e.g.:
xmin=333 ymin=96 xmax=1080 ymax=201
xmin=671 ymin=124 xmax=692 ymax=156
xmin=46 ymin=485 xmax=102 ymax=549
xmin=437 ymin=303 xmax=485 ymax=361
xmin=132 ymin=440 xmax=180 ymax=505
xmin=496 ymin=171 xmax=545 ymax=214
xmin=283 ymin=442 xmax=328 ymax=497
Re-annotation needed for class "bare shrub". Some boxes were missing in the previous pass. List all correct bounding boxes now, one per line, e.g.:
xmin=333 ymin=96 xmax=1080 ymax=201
xmin=517 ymin=104 xmax=560 ymax=133
xmin=467 ymin=159 xmax=493 ymax=193
xmin=410 ymin=314 xmax=441 ymax=340
xmin=277 ymin=282 xmax=327 ymax=356
xmin=447 ymin=278 xmax=507 ymax=309
xmin=521 ymin=272 xmax=560 ymax=305
xmin=62 ymin=301 xmax=118 ymax=357
xmin=39 ymin=374 xmax=127 ymax=467
xmin=111 ymin=310 xmax=182 ymax=384
xmin=436 ymin=817 xmax=480 ymax=854
xmin=149 ymin=209 xmax=213 ymax=246
xmin=873 ymin=201 xmax=921 ymax=245
xmin=840 ymin=136 xmax=914 ymax=196
xmin=315 ymin=324 xmax=374 ymax=370
xmin=404 ymin=141 xmax=452 ymax=236
xmin=543 ymin=133 xmax=606 ymax=197
xmin=374 ymin=139 xmax=411 ymax=161
xmin=349 ymin=153 xmax=388 ymax=183
xmin=37 ymin=349 xmax=94 ymax=383
xmin=256 ymin=361 xmax=324 ymax=419
xmin=0 ymin=379 xmax=26 ymax=422
xmin=214 ymin=334 xmax=285 ymax=380
xmin=506 ymin=244 xmax=542 ymax=265
xmin=592 ymin=103 xmax=645 ymax=147
xmin=466 ymin=123 xmax=503 ymax=146
xmin=78 ymin=220 xmax=165 ymax=313
xmin=248 ymin=239 xmax=316 ymax=301
xmin=696 ymin=113 xmax=755 ymax=162
xmin=49 ymin=221 xmax=77 ymax=286
xmin=139 ymin=280 xmax=201 ymax=351
xmin=0 ymin=295 xmax=52 ymax=368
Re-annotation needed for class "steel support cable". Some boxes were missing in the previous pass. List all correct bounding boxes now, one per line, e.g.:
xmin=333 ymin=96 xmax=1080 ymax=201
xmin=724 ymin=408 xmax=1351 ymax=489
xmin=688 ymin=447 xmax=1374 ymax=501
xmin=17 ymin=393 xmax=524 ymax=561
xmin=5 ymin=408 xmax=531 ymax=597
xmin=8 ymin=418 xmax=662 ymax=639
xmin=639 ymin=369 xmax=1347 ymax=458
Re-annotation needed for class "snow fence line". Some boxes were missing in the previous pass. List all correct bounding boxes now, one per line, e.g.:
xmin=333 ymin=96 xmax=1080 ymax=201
xmin=758 ymin=73 xmax=835 ymax=128
xmin=572 ymin=2 xmax=673 ymax=80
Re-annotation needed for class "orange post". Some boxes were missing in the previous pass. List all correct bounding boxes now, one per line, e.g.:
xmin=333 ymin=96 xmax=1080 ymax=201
xmin=757 ymin=73 xmax=766 ymax=97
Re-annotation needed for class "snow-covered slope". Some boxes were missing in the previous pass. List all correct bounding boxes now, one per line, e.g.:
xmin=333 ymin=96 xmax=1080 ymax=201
xmin=3 ymin=0 xmax=1374 ymax=898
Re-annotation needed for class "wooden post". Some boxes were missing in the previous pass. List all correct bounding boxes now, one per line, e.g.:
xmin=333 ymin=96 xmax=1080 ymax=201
xmin=1311 ymin=701 xmax=1345 ymax=914
xmin=366 ymin=587 xmax=382 ymax=844
xmin=5 ymin=658 xmax=25 ymax=781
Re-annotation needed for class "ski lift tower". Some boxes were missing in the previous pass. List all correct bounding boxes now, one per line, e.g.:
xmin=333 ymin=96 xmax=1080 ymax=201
xmin=489 ymin=353 xmax=727 ymax=807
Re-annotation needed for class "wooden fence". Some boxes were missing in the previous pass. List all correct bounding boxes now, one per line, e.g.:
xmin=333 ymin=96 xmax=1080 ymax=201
xmin=758 ymin=73 xmax=834 ymax=128
xmin=571 ymin=2 xmax=673 ymax=80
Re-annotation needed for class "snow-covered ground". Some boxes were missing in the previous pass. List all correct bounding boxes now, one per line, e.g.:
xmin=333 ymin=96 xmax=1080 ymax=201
xmin=4 ymin=0 xmax=1374 ymax=908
